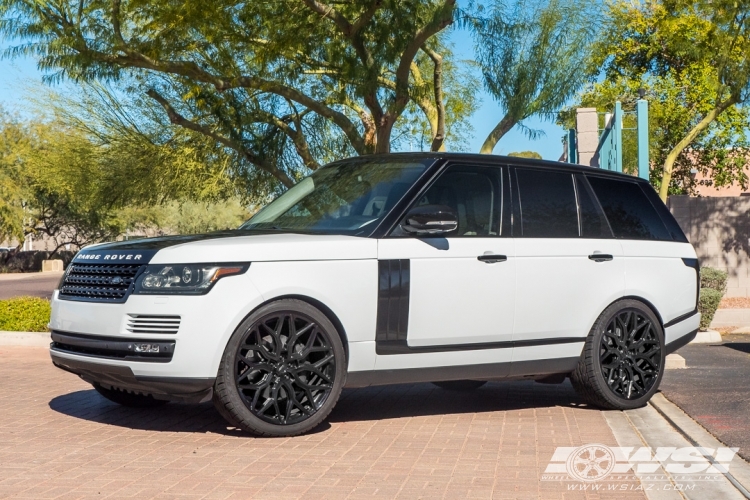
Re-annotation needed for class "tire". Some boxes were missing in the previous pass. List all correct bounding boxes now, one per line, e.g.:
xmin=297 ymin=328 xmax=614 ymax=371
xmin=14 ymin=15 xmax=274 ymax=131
xmin=93 ymin=384 xmax=169 ymax=408
xmin=571 ymin=299 xmax=665 ymax=410
xmin=432 ymin=380 xmax=487 ymax=391
xmin=213 ymin=299 xmax=346 ymax=437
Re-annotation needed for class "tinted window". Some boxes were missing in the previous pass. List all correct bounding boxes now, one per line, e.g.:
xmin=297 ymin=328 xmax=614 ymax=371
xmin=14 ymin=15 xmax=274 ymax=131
xmin=639 ymin=183 xmax=689 ymax=242
xmin=516 ymin=169 xmax=578 ymax=237
xmin=576 ymin=176 xmax=612 ymax=238
xmin=586 ymin=176 xmax=672 ymax=240
xmin=406 ymin=166 xmax=502 ymax=236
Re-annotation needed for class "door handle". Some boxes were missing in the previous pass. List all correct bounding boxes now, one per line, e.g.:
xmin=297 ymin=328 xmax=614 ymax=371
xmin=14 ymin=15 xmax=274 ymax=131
xmin=477 ymin=254 xmax=507 ymax=263
xmin=588 ymin=254 xmax=614 ymax=262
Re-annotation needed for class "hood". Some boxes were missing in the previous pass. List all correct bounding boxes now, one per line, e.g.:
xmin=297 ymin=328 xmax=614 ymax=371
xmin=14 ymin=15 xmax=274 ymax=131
xmin=73 ymin=231 xmax=377 ymax=264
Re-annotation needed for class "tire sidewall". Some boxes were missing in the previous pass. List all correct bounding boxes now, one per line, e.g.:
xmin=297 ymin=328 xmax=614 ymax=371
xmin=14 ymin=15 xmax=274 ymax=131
xmin=589 ymin=300 xmax=666 ymax=409
xmin=216 ymin=299 xmax=347 ymax=436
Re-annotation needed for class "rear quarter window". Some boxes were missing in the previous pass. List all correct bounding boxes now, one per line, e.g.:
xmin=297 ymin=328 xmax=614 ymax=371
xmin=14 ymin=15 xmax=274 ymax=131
xmin=586 ymin=176 xmax=673 ymax=241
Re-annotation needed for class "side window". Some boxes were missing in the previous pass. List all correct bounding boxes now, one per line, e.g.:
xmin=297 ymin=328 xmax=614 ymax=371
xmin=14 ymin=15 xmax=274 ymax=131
xmin=405 ymin=166 xmax=502 ymax=237
xmin=576 ymin=175 xmax=613 ymax=238
xmin=515 ymin=168 xmax=578 ymax=237
xmin=586 ymin=176 xmax=672 ymax=240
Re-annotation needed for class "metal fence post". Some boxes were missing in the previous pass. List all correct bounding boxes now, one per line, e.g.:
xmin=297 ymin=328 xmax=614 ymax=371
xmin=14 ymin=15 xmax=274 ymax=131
xmin=614 ymin=101 xmax=623 ymax=172
xmin=637 ymin=99 xmax=649 ymax=181
xmin=567 ymin=129 xmax=577 ymax=164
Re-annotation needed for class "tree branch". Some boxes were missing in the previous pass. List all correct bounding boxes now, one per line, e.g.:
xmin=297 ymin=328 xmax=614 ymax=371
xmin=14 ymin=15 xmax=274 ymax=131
xmin=146 ymin=89 xmax=295 ymax=187
xmin=422 ymin=46 xmax=446 ymax=151
xmin=659 ymin=94 xmax=739 ymax=200
xmin=392 ymin=0 xmax=455 ymax=116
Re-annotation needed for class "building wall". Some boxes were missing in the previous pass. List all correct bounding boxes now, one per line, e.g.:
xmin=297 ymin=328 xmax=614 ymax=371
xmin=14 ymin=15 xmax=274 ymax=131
xmin=668 ymin=195 xmax=750 ymax=297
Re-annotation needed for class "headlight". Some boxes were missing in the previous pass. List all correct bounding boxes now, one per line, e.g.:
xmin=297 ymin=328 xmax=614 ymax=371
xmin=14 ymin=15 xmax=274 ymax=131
xmin=133 ymin=263 xmax=249 ymax=295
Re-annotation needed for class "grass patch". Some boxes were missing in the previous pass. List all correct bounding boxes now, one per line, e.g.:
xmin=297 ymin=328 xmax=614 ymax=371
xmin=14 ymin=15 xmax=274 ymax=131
xmin=0 ymin=296 xmax=51 ymax=332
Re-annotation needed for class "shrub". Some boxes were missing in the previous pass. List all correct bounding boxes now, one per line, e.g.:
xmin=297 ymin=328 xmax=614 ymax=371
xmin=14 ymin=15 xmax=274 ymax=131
xmin=701 ymin=267 xmax=728 ymax=294
xmin=698 ymin=288 xmax=723 ymax=330
xmin=0 ymin=250 xmax=76 ymax=273
xmin=0 ymin=297 xmax=51 ymax=332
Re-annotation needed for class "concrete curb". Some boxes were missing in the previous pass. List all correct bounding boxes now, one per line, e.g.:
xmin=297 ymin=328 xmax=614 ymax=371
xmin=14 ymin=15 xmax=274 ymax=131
xmin=691 ymin=330 xmax=723 ymax=343
xmin=0 ymin=331 xmax=51 ymax=347
xmin=650 ymin=393 xmax=750 ymax=499
xmin=665 ymin=354 xmax=686 ymax=369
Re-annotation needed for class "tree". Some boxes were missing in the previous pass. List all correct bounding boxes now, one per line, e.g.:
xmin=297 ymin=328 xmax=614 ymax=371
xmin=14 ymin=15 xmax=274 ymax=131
xmin=508 ymin=151 xmax=542 ymax=159
xmin=472 ymin=0 xmax=598 ymax=153
xmin=559 ymin=76 xmax=750 ymax=195
xmin=592 ymin=0 xmax=750 ymax=200
xmin=0 ymin=0 xmax=472 ymax=190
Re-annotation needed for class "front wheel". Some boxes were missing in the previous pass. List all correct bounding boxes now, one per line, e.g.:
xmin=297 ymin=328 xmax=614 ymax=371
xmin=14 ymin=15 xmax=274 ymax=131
xmin=571 ymin=299 xmax=665 ymax=410
xmin=213 ymin=299 xmax=346 ymax=437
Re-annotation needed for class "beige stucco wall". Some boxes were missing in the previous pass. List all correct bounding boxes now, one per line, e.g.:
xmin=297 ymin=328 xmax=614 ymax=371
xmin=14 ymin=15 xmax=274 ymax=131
xmin=668 ymin=195 xmax=750 ymax=297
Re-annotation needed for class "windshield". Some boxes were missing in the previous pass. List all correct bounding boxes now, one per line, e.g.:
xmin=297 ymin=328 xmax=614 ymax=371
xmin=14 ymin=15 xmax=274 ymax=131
xmin=241 ymin=159 xmax=431 ymax=235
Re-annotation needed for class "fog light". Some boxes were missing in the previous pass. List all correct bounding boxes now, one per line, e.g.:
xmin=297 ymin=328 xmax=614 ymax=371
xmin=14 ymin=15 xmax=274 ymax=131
xmin=134 ymin=343 xmax=160 ymax=353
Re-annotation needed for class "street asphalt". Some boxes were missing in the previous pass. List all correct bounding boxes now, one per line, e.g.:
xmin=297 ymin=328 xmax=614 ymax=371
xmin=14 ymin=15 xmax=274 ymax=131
xmin=0 ymin=272 xmax=63 ymax=300
xmin=660 ymin=333 xmax=750 ymax=461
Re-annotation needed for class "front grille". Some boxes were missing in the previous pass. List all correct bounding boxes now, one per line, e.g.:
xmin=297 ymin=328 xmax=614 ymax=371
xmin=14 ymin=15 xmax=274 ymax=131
xmin=127 ymin=314 xmax=181 ymax=334
xmin=59 ymin=263 xmax=144 ymax=302
xmin=50 ymin=331 xmax=174 ymax=362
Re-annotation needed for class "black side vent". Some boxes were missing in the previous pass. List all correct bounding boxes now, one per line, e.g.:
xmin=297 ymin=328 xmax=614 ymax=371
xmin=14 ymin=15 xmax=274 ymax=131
xmin=376 ymin=259 xmax=410 ymax=343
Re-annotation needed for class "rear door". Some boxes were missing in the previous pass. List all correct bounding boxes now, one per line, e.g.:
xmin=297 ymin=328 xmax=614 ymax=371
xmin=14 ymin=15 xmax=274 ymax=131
xmin=511 ymin=168 xmax=625 ymax=367
xmin=585 ymin=176 xmax=697 ymax=326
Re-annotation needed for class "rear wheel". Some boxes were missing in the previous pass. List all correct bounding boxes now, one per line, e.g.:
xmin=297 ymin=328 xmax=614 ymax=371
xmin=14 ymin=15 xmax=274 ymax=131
xmin=432 ymin=380 xmax=487 ymax=391
xmin=571 ymin=299 xmax=665 ymax=410
xmin=213 ymin=299 xmax=346 ymax=437
xmin=93 ymin=384 xmax=169 ymax=408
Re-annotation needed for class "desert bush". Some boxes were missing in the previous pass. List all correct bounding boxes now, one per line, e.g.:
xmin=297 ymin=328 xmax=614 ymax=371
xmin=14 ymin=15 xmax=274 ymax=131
xmin=701 ymin=267 xmax=728 ymax=294
xmin=698 ymin=288 xmax=723 ymax=330
xmin=0 ymin=296 xmax=50 ymax=332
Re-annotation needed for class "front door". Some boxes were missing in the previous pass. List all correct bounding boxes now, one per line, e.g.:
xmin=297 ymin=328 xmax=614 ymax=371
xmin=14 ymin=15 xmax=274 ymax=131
xmin=376 ymin=164 xmax=516 ymax=362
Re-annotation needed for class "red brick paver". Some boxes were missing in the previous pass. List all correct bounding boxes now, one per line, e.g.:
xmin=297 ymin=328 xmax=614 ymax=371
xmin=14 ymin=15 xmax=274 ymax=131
xmin=0 ymin=346 xmax=646 ymax=499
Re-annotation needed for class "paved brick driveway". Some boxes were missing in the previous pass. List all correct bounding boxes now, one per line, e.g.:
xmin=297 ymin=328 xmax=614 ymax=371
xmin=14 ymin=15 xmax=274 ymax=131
xmin=0 ymin=346 xmax=645 ymax=499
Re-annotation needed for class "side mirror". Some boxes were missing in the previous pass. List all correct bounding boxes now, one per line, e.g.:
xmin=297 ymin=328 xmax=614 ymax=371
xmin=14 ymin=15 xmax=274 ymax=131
xmin=400 ymin=205 xmax=458 ymax=236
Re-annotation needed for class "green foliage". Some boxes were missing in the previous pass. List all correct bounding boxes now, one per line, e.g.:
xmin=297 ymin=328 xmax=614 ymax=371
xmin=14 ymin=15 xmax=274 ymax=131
xmin=701 ymin=267 xmax=728 ymax=294
xmin=0 ymin=0 xmax=474 ymax=190
xmin=0 ymin=296 xmax=50 ymax=332
xmin=118 ymin=199 xmax=250 ymax=236
xmin=472 ymin=0 xmax=599 ymax=152
xmin=508 ymin=151 xmax=542 ymax=159
xmin=698 ymin=288 xmax=723 ymax=331
xmin=564 ymin=0 xmax=750 ymax=199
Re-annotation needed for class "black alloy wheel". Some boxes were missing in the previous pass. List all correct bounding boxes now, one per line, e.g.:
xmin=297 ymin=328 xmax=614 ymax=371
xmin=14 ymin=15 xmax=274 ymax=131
xmin=599 ymin=310 xmax=661 ymax=400
xmin=571 ymin=299 xmax=665 ymax=410
xmin=213 ymin=299 xmax=346 ymax=436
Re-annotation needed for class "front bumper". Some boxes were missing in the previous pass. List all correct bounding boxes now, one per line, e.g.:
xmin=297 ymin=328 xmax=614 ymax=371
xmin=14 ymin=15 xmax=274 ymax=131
xmin=50 ymin=350 xmax=214 ymax=402
xmin=48 ymin=272 xmax=266 ymax=385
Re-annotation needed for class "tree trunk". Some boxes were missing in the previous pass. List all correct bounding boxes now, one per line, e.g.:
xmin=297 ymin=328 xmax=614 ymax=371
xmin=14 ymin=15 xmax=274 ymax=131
xmin=658 ymin=97 xmax=737 ymax=201
xmin=479 ymin=114 xmax=516 ymax=154
xmin=374 ymin=116 xmax=395 ymax=153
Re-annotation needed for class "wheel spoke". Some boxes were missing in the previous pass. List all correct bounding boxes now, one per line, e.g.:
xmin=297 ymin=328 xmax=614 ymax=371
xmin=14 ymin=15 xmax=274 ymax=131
xmin=599 ymin=310 xmax=661 ymax=400
xmin=233 ymin=309 xmax=336 ymax=426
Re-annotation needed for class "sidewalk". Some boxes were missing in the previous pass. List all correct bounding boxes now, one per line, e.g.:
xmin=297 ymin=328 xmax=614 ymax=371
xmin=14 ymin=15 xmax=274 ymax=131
xmin=0 ymin=344 xmax=644 ymax=500
xmin=1 ymin=336 xmax=748 ymax=499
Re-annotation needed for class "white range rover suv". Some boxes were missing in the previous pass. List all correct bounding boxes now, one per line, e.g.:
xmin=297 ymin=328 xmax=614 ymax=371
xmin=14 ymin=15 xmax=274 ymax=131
xmin=50 ymin=153 xmax=700 ymax=436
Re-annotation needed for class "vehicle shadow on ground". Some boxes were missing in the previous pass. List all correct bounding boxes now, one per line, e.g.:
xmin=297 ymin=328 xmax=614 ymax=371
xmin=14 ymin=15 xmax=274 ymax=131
xmin=720 ymin=343 xmax=750 ymax=355
xmin=48 ymin=380 xmax=591 ymax=434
